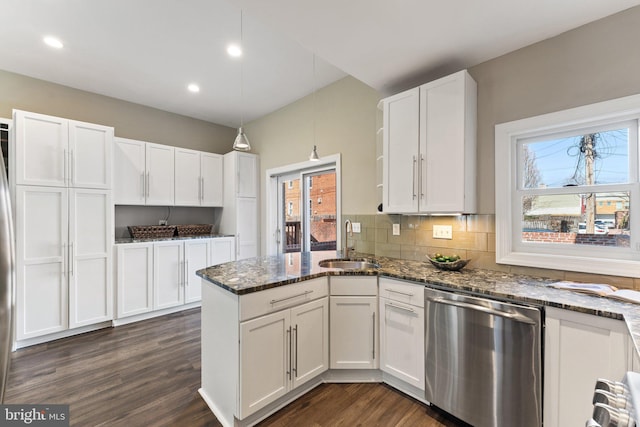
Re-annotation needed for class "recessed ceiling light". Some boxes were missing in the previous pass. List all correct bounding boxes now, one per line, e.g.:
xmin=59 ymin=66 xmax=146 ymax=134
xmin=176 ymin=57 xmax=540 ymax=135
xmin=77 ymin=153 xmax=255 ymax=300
xmin=187 ymin=83 xmax=200 ymax=93
xmin=43 ymin=36 xmax=63 ymax=49
xmin=227 ymin=44 xmax=242 ymax=58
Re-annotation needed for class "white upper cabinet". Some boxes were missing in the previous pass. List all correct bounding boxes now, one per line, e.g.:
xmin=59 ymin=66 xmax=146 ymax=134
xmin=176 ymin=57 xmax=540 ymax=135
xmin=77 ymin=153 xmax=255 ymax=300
xmin=236 ymin=152 xmax=258 ymax=198
xmin=14 ymin=110 xmax=113 ymax=189
xmin=113 ymin=137 xmax=174 ymax=205
xmin=382 ymin=70 xmax=476 ymax=214
xmin=175 ymin=148 xmax=223 ymax=207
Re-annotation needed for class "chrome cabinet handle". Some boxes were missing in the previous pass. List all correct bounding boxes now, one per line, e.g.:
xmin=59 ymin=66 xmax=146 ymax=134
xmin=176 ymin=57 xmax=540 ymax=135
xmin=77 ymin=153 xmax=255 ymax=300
xmin=62 ymin=243 xmax=66 ymax=277
xmin=385 ymin=288 xmax=414 ymax=297
xmin=286 ymin=327 xmax=291 ymax=380
xmin=426 ymin=296 xmax=538 ymax=325
xmin=63 ymin=149 xmax=68 ymax=185
xmin=70 ymin=150 xmax=74 ymax=185
xmin=385 ymin=301 xmax=414 ymax=313
xmin=69 ymin=242 xmax=74 ymax=276
xmin=372 ymin=312 xmax=376 ymax=360
xmin=293 ymin=325 xmax=298 ymax=377
xmin=270 ymin=290 xmax=313 ymax=305
xmin=412 ymin=156 xmax=417 ymax=199
xmin=420 ymin=155 xmax=425 ymax=199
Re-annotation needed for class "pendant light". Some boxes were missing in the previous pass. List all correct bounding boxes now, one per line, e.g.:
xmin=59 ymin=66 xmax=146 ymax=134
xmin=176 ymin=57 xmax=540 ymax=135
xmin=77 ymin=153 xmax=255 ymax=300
xmin=233 ymin=10 xmax=251 ymax=152
xmin=308 ymin=53 xmax=320 ymax=161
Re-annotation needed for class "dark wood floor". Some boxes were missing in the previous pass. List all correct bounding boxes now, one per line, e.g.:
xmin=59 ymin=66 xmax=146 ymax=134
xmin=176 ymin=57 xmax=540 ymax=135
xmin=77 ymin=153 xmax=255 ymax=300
xmin=5 ymin=308 xmax=463 ymax=427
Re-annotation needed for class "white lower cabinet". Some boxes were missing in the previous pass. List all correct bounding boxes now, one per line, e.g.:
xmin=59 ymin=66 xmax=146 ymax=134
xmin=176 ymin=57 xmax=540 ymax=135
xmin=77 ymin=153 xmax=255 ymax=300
xmin=329 ymin=276 xmax=378 ymax=369
xmin=544 ymin=307 xmax=631 ymax=427
xmin=379 ymin=278 xmax=425 ymax=390
xmin=15 ymin=185 xmax=112 ymax=341
xmin=116 ymin=237 xmax=235 ymax=320
xmin=239 ymin=297 xmax=328 ymax=418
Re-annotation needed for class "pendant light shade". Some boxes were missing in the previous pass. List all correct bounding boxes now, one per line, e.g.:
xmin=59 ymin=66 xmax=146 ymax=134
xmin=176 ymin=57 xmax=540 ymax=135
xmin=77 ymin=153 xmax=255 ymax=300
xmin=309 ymin=145 xmax=320 ymax=161
xmin=233 ymin=126 xmax=251 ymax=151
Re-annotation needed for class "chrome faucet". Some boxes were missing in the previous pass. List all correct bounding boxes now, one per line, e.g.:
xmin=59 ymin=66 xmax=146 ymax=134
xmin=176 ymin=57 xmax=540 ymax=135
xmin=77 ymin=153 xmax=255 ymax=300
xmin=344 ymin=219 xmax=353 ymax=258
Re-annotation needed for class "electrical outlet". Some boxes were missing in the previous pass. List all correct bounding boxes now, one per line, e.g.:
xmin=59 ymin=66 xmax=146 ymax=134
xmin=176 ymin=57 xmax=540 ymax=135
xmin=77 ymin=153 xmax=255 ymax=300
xmin=433 ymin=225 xmax=453 ymax=239
xmin=392 ymin=223 xmax=400 ymax=236
xmin=159 ymin=220 xmax=168 ymax=226
xmin=352 ymin=222 xmax=361 ymax=233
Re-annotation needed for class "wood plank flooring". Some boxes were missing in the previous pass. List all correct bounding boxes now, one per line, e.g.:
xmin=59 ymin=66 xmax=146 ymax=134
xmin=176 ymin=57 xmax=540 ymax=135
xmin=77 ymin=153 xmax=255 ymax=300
xmin=5 ymin=308 xmax=464 ymax=426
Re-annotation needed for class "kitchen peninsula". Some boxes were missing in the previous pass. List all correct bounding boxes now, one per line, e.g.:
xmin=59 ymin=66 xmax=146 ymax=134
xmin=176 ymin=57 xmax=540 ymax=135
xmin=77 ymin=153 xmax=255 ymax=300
xmin=197 ymin=251 xmax=640 ymax=427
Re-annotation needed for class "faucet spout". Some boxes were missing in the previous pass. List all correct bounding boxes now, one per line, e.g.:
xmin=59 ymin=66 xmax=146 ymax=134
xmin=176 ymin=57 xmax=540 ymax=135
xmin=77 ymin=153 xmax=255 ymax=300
xmin=344 ymin=219 xmax=353 ymax=258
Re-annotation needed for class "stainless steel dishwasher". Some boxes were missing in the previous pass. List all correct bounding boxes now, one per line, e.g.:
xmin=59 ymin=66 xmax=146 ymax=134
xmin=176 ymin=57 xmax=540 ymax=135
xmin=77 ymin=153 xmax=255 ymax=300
xmin=424 ymin=287 xmax=542 ymax=427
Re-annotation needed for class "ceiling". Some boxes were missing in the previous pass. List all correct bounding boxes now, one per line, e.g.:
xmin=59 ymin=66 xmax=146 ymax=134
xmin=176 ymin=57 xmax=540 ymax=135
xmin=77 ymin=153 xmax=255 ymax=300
xmin=2 ymin=1 xmax=640 ymax=128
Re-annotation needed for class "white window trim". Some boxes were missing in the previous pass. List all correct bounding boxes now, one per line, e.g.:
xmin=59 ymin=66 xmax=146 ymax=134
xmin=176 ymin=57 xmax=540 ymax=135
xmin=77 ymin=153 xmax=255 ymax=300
xmin=265 ymin=154 xmax=341 ymax=256
xmin=495 ymin=93 xmax=640 ymax=278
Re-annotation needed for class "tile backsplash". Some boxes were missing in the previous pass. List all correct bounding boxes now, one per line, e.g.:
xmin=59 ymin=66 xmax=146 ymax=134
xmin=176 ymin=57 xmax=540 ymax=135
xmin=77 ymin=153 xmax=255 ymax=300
xmin=344 ymin=213 xmax=640 ymax=290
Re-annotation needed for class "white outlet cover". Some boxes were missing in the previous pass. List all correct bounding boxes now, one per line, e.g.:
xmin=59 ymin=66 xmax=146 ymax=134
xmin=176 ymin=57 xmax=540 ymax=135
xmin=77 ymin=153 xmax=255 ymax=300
xmin=352 ymin=222 xmax=361 ymax=233
xmin=433 ymin=224 xmax=453 ymax=239
xmin=392 ymin=224 xmax=400 ymax=236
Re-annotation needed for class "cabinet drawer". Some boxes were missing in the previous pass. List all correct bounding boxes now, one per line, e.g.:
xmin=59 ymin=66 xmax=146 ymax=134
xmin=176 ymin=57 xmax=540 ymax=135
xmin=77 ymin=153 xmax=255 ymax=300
xmin=330 ymin=276 xmax=378 ymax=296
xmin=379 ymin=278 xmax=424 ymax=307
xmin=239 ymin=277 xmax=328 ymax=321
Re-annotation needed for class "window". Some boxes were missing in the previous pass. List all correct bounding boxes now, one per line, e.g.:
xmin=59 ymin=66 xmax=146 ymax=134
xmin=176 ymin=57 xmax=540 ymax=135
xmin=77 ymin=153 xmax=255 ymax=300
xmin=287 ymin=201 xmax=293 ymax=216
xmin=496 ymin=94 xmax=640 ymax=277
xmin=288 ymin=180 xmax=293 ymax=189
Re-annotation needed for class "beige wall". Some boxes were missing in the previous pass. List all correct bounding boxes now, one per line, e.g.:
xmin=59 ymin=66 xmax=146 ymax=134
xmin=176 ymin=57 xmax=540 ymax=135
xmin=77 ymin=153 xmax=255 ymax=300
xmin=244 ymin=76 xmax=380 ymax=253
xmin=469 ymin=5 xmax=640 ymax=213
xmin=0 ymin=69 xmax=236 ymax=153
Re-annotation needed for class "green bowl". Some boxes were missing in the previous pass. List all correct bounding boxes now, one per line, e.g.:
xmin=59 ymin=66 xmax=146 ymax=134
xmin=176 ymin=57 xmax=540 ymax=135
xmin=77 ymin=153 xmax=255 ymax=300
xmin=427 ymin=256 xmax=470 ymax=271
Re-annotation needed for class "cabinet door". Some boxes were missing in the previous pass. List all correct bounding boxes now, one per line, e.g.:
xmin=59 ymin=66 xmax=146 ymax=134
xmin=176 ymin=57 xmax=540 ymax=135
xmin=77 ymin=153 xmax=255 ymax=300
xmin=236 ymin=197 xmax=258 ymax=260
xmin=69 ymin=120 xmax=113 ymax=189
xmin=184 ymin=239 xmax=210 ymax=303
xmin=240 ymin=310 xmax=290 ymax=418
xmin=211 ymin=237 xmax=235 ymax=265
xmin=68 ymin=189 xmax=112 ymax=328
xmin=14 ymin=110 xmax=68 ymax=187
xmin=174 ymin=148 xmax=201 ymax=206
xmin=153 ymin=241 xmax=184 ymax=309
xmin=291 ymin=297 xmax=329 ymax=389
xmin=330 ymin=296 xmax=378 ymax=369
xmin=15 ymin=186 xmax=68 ymax=339
xmin=116 ymin=243 xmax=153 ymax=318
xmin=201 ymin=152 xmax=223 ymax=206
xmin=382 ymin=88 xmax=420 ymax=213
xmin=420 ymin=73 xmax=467 ymax=213
xmin=544 ymin=307 xmax=631 ymax=427
xmin=145 ymin=143 xmax=175 ymax=205
xmin=237 ymin=152 xmax=258 ymax=198
xmin=113 ymin=138 xmax=146 ymax=205
xmin=379 ymin=298 xmax=424 ymax=389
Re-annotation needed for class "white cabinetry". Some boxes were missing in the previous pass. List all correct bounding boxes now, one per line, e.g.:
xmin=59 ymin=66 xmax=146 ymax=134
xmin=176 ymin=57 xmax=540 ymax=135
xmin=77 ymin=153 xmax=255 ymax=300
xmin=379 ymin=278 xmax=424 ymax=391
xmin=14 ymin=110 xmax=113 ymax=189
xmin=239 ymin=297 xmax=328 ymax=418
xmin=544 ymin=307 xmax=631 ymax=427
xmin=329 ymin=276 xmax=378 ymax=369
xmin=15 ymin=186 xmax=112 ymax=340
xmin=201 ymin=277 xmax=328 ymax=425
xmin=116 ymin=237 xmax=235 ymax=320
xmin=221 ymin=151 xmax=259 ymax=260
xmin=113 ymin=137 xmax=174 ymax=205
xmin=382 ymin=70 xmax=476 ymax=214
xmin=174 ymin=148 xmax=223 ymax=207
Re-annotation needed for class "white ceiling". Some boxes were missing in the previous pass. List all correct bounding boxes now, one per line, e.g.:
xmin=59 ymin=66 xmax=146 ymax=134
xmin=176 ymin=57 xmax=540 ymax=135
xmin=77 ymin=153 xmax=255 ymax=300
xmin=2 ymin=0 xmax=640 ymax=128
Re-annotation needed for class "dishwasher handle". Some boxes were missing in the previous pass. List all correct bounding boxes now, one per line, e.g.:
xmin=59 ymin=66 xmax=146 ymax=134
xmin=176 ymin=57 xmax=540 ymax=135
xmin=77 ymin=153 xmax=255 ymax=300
xmin=426 ymin=296 xmax=538 ymax=325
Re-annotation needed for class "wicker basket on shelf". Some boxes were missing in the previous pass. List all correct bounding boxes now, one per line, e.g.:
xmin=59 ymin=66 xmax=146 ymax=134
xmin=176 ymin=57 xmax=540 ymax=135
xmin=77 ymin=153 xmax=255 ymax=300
xmin=128 ymin=225 xmax=176 ymax=239
xmin=176 ymin=224 xmax=213 ymax=237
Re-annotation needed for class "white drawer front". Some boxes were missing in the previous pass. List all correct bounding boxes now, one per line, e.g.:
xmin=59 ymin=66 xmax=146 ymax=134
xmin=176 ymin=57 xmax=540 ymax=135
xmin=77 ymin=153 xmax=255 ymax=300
xmin=330 ymin=276 xmax=378 ymax=296
xmin=379 ymin=278 xmax=424 ymax=308
xmin=239 ymin=277 xmax=328 ymax=321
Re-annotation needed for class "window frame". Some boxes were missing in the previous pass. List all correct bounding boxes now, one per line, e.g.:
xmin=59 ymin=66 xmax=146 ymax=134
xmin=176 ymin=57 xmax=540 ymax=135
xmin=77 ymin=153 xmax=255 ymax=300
xmin=495 ymin=94 xmax=640 ymax=278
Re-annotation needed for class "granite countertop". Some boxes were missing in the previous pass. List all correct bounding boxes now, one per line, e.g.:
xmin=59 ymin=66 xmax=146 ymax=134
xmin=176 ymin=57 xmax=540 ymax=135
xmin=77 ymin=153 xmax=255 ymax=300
xmin=115 ymin=233 xmax=234 ymax=244
xmin=196 ymin=250 xmax=640 ymax=352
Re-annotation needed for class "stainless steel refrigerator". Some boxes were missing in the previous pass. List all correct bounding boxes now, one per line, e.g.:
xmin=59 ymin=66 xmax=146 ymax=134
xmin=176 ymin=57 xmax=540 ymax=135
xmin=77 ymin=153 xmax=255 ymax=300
xmin=0 ymin=122 xmax=15 ymax=403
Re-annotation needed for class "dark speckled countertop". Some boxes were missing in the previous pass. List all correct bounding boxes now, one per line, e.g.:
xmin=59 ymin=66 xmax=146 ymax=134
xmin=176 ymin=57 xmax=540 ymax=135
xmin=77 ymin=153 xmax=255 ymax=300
xmin=196 ymin=250 xmax=640 ymax=354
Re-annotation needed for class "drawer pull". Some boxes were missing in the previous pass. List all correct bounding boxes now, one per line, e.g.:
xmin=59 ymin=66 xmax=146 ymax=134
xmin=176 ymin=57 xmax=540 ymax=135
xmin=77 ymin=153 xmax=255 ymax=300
xmin=385 ymin=288 xmax=414 ymax=297
xmin=270 ymin=290 xmax=313 ymax=305
xmin=385 ymin=301 xmax=415 ymax=313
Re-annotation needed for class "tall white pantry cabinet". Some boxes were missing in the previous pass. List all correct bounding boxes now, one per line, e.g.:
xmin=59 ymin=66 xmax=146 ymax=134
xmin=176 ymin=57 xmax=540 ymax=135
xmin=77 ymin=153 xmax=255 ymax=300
xmin=12 ymin=110 xmax=114 ymax=344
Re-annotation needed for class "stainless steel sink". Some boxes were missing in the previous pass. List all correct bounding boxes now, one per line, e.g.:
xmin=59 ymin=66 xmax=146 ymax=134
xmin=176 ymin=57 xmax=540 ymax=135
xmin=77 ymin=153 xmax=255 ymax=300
xmin=318 ymin=259 xmax=380 ymax=270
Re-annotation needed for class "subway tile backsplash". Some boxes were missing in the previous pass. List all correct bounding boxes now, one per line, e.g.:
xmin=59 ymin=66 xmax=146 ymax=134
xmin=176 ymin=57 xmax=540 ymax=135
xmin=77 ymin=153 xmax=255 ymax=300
xmin=344 ymin=214 xmax=639 ymax=290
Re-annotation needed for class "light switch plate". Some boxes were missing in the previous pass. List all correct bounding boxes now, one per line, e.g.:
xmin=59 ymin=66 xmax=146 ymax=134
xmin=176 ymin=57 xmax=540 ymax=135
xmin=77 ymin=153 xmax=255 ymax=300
xmin=352 ymin=222 xmax=361 ymax=233
xmin=433 ymin=224 xmax=453 ymax=239
xmin=392 ymin=224 xmax=400 ymax=236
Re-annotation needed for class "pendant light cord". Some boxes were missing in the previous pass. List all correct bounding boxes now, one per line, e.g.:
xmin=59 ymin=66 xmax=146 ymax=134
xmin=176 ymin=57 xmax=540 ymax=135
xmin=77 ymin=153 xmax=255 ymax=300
xmin=240 ymin=10 xmax=244 ymax=128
